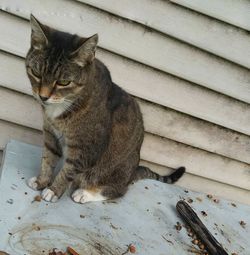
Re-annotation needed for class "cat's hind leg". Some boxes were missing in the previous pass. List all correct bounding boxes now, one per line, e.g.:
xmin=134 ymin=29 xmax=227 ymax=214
xmin=72 ymin=188 xmax=106 ymax=204
xmin=72 ymin=185 xmax=127 ymax=204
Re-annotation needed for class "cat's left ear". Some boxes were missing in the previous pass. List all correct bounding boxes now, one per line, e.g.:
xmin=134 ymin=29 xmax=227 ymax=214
xmin=71 ymin=34 xmax=98 ymax=66
xmin=30 ymin=14 xmax=49 ymax=50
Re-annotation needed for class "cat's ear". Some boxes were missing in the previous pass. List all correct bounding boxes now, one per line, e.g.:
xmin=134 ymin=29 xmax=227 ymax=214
xmin=71 ymin=34 xmax=98 ymax=66
xmin=30 ymin=14 xmax=48 ymax=50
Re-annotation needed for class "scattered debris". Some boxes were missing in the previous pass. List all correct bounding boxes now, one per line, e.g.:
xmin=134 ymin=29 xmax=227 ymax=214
xmin=213 ymin=199 xmax=220 ymax=204
xmin=105 ymin=200 xmax=118 ymax=204
xmin=48 ymin=248 xmax=65 ymax=255
xmin=187 ymin=247 xmax=208 ymax=254
xmin=187 ymin=198 xmax=193 ymax=204
xmin=196 ymin=197 xmax=202 ymax=202
xmin=33 ymin=195 xmax=42 ymax=203
xmin=192 ymin=239 xmax=199 ymax=245
xmin=67 ymin=247 xmax=80 ymax=255
xmin=175 ymin=222 xmax=182 ymax=231
xmin=129 ymin=244 xmax=136 ymax=253
xmin=80 ymin=214 xmax=85 ymax=218
xmin=201 ymin=211 xmax=207 ymax=217
xmin=17 ymin=216 xmax=21 ymax=220
xmin=0 ymin=251 xmax=10 ymax=255
xmin=240 ymin=220 xmax=246 ymax=229
xmin=121 ymin=244 xmax=136 ymax=255
xmin=144 ymin=186 xmax=149 ymax=190
xmin=157 ymin=202 xmax=161 ymax=205
xmin=184 ymin=190 xmax=189 ymax=193
xmin=110 ymin=222 xmax=119 ymax=230
xmin=24 ymin=192 xmax=28 ymax=195
xmin=6 ymin=199 xmax=13 ymax=204
xmin=162 ymin=235 xmax=174 ymax=245
xmin=206 ymin=194 xmax=213 ymax=199
xmin=34 ymin=225 xmax=41 ymax=231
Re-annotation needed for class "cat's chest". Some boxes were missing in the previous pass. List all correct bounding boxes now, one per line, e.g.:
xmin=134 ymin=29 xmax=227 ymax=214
xmin=45 ymin=105 xmax=64 ymax=119
xmin=51 ymin=125 xmax=67 ymax=157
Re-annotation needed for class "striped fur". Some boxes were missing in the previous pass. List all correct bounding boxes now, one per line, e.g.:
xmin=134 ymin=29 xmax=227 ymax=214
xmin=26 ymin=15 xmax=185 ymax=203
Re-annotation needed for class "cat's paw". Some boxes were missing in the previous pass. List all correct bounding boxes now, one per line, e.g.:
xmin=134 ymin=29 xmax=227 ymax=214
xmin=27 ymin=176 xmax=39 ymax=190
xmin=72 ymin=189 xmax=106 ymax=204
xmin=42 ymin=188 xmax=58 ymax=202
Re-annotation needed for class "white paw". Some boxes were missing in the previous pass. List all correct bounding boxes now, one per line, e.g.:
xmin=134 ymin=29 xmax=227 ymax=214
xmin=72 ymin=189 xmax=106 ymax=204
xmin=42 ymin=188 xmax=58 ymax=202
xmin=27 ymin=176 xmax=38 ymax=190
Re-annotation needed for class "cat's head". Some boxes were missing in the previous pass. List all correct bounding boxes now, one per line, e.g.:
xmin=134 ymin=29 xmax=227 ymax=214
xmin=25 ymin=14 xmax=98 ymax=105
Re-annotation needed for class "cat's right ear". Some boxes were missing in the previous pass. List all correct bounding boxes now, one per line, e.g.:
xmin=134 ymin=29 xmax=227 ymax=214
xmin=70 ymin=34 xmax=98 ymax=66
xmin=30 ymin=14 xmax=48 ymax=50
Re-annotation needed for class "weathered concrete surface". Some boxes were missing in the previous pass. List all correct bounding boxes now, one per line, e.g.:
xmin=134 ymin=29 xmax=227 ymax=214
xmin=0 ymin=140 xmax=249 ymax=254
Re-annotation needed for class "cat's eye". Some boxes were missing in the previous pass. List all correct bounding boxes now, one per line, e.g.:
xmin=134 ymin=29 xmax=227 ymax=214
xmin=56 ymin=80 xmax=71 ymax=86
xmin=30 ymin=68 xmax=41 ymax=79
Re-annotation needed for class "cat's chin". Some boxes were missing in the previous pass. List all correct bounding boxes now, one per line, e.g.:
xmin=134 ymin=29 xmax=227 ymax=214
xmin=44 ymin=101 xmax=72 ymax=119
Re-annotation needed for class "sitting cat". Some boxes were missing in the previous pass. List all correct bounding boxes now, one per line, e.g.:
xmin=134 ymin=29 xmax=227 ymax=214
xmin=26 ymin=15 xmax=185 ymax=203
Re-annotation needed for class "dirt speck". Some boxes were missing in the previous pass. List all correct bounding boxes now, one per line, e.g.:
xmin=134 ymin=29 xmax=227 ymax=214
xmin=6 ymin=199 xmax=13 ymax=204
xmin=175 ymin=222 xmax=182 ymax=231
xmin=201 ymin=211 xmax=207 ymax=217
xmin=33 ymin=195 xmax=42 ymax=202
xmin=48 ymin=248 xmax=66 ymax=255
xmin=240 ymin=221 xmax=246 ymax=229
xmin=213 ymin=199 xmax=219 ymax=203
xmin=110 ymin=223 xmax=119 ymax=230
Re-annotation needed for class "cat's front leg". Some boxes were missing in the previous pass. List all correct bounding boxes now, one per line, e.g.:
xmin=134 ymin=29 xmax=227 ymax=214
xmin=28 ymin=128 xmax=62 ymax=190
xmin=42 ymin=134 xmax=106 ymax=202
xmin=41 ymin=157 xmax=78 ymax=202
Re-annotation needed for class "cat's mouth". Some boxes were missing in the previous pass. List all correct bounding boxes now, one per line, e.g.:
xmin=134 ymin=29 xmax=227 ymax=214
xmin=38 ymin=97 xmax=65 ymax=105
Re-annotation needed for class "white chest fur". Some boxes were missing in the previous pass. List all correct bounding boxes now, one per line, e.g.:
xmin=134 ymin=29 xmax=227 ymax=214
xmin=45 ymin=104 xmax=66 ymax=119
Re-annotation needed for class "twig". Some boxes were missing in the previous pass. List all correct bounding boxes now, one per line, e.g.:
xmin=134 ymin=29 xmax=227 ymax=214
xmin=176 ymin=200 xmax=229 ymax=255
xmin=67 ymin=247 xmax=80 ymax=255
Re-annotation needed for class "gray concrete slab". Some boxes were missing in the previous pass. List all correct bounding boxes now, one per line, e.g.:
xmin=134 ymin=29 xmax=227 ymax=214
xmin=0 ymin=140 xmax=249 ymax=254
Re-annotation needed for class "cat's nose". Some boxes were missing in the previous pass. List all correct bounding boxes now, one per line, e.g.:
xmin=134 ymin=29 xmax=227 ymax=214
xmin=39 ymin=95 xmax=49 ymax=102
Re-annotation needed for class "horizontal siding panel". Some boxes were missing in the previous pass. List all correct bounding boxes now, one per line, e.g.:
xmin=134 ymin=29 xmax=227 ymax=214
xmin=79 ymin=0 xmax=250 ymax=68
xmin=0 ymin=86 xmax=42 ymax=130
xmin=0 ymin=52 xmax=32 ymax=95
xmin=0 ymin=2 xmax=250 ymax=103
xmin=170 ymin=0 xmax=250 ymax=31
xmin=1 ymin=52 xmax=250 ymax=164
xmin=0 ymin=87 xmax=248 ymax=190
xmin=1 ymin=40 xmax=250 ymax=140
xmin=141 ymin=160 xmax=250 ymax=205
xmin=139 ymin=99 xmax=250 ymax=165
xmin=0 ymin=150 xmax=2 ymax=168
xmin=142 ymin=133 xmax=250 ymax=190
xmin=0 ymin=119 xmax=42 ymax=150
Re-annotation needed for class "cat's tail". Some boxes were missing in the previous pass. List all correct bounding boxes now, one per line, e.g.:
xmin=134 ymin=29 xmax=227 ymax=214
xmin=131 ymin=165 xmax=185 ymax=184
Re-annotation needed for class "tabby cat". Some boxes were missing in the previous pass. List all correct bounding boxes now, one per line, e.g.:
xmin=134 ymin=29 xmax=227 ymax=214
xmin=26 ymin=15 xmax=185 ymax=203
